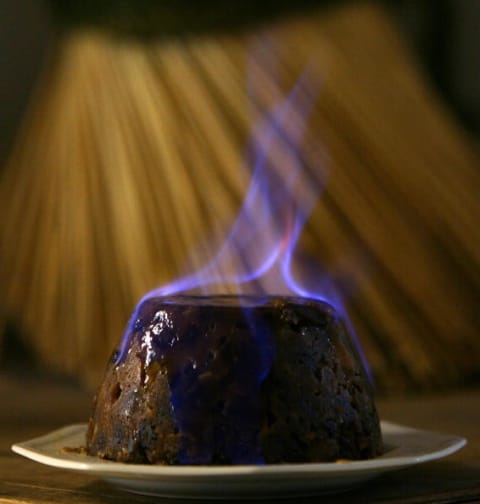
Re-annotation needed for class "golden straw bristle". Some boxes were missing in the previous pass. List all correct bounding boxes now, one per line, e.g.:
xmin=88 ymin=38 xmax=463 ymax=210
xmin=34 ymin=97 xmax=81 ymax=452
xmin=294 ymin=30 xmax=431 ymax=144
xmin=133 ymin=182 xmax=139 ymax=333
xmin=1 ymin=3 xmax=479 ymax=393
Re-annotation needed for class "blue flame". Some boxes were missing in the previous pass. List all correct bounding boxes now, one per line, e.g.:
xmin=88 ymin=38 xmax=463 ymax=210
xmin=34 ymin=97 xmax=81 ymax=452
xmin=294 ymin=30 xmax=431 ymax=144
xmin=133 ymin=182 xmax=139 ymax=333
xmin=118 ymin=59 xmax=370 ymax=380
xmin=138 ymin=70 xmax=322 ymax=300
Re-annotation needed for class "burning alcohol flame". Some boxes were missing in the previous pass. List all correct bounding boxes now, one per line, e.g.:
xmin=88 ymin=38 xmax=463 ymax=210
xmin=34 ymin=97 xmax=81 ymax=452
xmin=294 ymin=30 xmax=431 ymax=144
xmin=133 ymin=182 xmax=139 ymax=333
xmin=138 ymin=70 xmax=328 ymax=300
xmin=122 ymin=51 xmax=370 ymax=378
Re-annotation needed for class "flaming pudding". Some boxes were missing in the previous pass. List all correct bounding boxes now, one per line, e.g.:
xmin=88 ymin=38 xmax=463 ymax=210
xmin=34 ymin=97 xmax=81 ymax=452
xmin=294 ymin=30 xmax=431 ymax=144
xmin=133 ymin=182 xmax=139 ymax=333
xmin=86 ymin=295 xmax=383 ymax=464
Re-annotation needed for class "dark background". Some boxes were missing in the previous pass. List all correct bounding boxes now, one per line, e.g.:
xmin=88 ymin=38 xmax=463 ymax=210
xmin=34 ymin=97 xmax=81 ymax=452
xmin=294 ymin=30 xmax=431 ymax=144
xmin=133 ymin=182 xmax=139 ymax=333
xmin=0 ymin=0 xmax=479 ymax=167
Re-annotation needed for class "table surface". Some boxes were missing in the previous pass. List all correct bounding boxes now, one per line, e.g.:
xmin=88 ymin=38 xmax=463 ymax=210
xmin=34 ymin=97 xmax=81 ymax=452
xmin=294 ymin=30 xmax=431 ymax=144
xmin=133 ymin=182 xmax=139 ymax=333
xmin=1 ymin=369 xmax=479 ymax=503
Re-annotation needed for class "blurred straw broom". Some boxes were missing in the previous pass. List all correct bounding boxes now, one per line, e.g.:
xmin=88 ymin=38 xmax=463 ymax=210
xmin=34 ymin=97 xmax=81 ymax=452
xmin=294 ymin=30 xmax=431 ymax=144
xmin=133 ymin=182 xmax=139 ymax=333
xmin=1 ymin=1 xmax=480 ymax=393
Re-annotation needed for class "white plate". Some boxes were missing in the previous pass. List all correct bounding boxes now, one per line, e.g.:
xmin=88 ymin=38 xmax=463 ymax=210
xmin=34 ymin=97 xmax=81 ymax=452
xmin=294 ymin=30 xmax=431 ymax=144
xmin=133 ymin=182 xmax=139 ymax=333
xmin=12 ymin=422 xmax=466 ymax=499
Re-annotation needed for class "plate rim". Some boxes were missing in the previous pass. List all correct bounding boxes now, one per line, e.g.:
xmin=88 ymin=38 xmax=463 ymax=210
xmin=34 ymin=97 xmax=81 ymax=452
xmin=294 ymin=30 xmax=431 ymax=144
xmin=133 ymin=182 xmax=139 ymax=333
xmin=11 ymin=420 xmax=467 ymax=478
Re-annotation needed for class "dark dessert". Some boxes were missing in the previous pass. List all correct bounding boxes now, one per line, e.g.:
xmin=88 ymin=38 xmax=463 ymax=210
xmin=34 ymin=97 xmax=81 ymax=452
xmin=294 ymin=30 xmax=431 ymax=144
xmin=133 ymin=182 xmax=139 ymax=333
xmin=86 ymin=295 xmax=383 ymax=464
